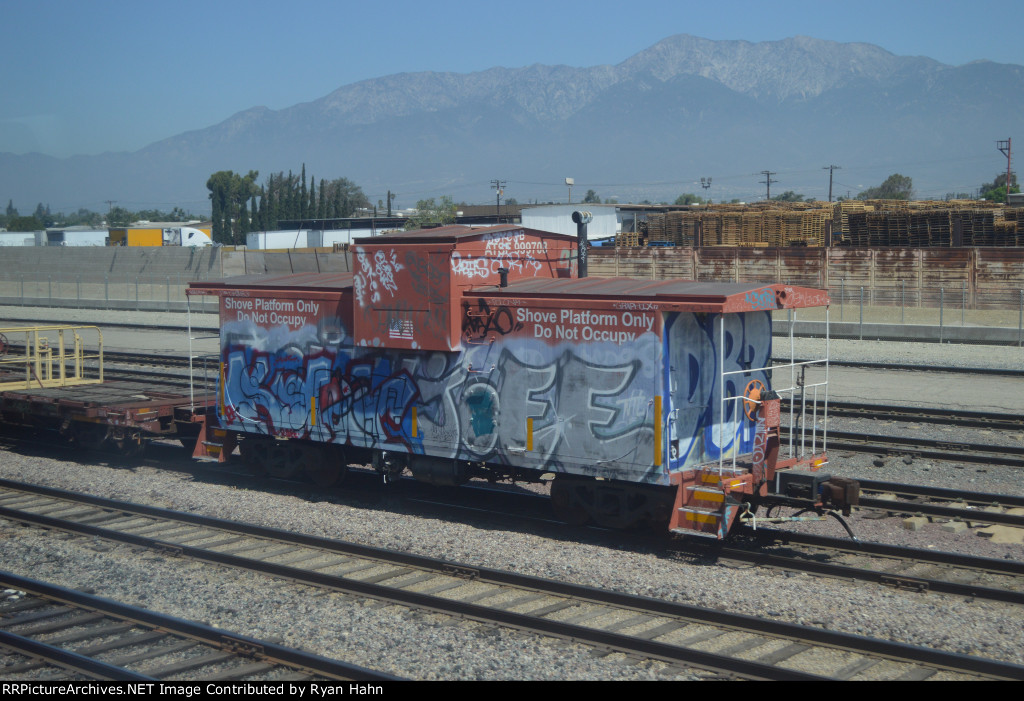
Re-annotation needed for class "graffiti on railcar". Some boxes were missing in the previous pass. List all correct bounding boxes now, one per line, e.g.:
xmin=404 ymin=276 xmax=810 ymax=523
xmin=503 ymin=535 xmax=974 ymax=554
xmin=461 ymin=298 xmax=524 ymax=343
xmin=353 ymin=247 xmax=403 ymax=307
xmin=665 ymin=311 xmax=771 ymax=471
xmin=219 ymin=314 xmax=664 ymax=482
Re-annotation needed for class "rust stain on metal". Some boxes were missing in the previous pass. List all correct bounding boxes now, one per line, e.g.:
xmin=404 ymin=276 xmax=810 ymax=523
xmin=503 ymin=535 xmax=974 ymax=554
xmin=591 ymin=247 xmax=1024 ymax=310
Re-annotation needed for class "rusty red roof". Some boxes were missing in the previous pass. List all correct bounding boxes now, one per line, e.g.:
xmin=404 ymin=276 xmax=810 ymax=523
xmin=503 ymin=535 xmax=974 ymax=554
xmin=189 ymin=272 xmax=829 ymax=311
xmin=463 ymin=277 xmax=829 ymax=312
xmin=188 ymin=273 xmax=354 ymax=294
xmin=353 ymin=224 xmax=575 ymax=244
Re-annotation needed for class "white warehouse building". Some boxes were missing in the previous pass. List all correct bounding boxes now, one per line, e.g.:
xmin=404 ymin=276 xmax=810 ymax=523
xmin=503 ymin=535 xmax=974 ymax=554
xmin=519 ymin=204 xmax=619 ymax=242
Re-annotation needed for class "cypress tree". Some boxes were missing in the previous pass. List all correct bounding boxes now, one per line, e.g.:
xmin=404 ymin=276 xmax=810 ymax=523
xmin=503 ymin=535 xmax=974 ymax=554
xmin=257 ymin=185 xmax=267 ymax=232
xmin=308 ymin=176 xmax=316 ymax=223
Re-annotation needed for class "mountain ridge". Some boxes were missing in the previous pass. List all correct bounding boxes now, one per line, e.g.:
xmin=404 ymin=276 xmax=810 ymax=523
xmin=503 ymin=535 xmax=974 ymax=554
xmin=2 ymin=34 xmax=1019 ymax=211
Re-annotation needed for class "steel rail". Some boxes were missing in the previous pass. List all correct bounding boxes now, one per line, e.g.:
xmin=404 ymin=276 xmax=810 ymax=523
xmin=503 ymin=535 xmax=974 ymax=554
xmin=0 ymin=628 xmax=154 ymax=681
xmin=1 ymin=479 xmax=1022 ymax=680
xmin=779 ymin=358 xmax=1024 ymax=378
xmin=803 ymin=400 xmax=1024 ymax=430
xmin=0 ymin=571 xmax=403 ymax=682
xmin=679 ymin=530 xmax=1024 ymax=606
xmin=825 ymin=430 xmax=1024 ymax=468
xmin=740 ymin=529 xmax=1024 ymax=577
xmin=856 ymin=497 xmax=1024 ymax=528
xmin=857 ymin=479 xmax=1024 ymax=509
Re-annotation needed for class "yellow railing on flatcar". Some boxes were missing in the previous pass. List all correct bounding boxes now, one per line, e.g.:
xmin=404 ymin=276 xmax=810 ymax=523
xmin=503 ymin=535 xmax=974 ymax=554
xmin=0 ymin=326 xmax=104 ymax=390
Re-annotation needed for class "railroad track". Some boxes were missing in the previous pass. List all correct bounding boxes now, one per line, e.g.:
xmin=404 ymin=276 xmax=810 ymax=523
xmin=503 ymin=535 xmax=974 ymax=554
xmin=855 ymin=479 xmax=1024 ymax=528
xmin=0 ymin=478 xmax=1021 ymax=681
xmin=824 ymin=430 xmax=1024 ymax=468
xmin=802 ymin=400 xmax=1024 ymax=431
xmin=681 ymin=528 xmax=1024 ymax=606
xmin=782 ymin=358 xmax=1024 ymax=379
xmin=859 ymin=479 xmax=1024 ymax=509
xmin=0 ymin=571 xmax=400 ymax=682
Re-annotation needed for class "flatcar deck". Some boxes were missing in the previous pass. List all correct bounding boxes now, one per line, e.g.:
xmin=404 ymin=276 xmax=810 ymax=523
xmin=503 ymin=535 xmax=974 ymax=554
xmin=0 ymin=380 xmax=214 ymax=454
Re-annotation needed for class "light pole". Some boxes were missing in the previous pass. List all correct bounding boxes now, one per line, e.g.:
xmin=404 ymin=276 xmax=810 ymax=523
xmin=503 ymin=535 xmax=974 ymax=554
xmin=566 ymin=178 xmax=574 ymax=204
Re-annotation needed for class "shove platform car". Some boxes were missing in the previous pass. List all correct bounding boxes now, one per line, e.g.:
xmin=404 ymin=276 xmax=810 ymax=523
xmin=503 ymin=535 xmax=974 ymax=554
xmin=187 ymin=223 xmax=859 ymax=538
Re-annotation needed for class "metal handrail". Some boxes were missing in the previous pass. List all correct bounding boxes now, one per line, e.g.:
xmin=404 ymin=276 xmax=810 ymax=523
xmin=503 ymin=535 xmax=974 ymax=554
xmin=715 ymin=308 xmax=831 ymax=474
xmin=0 ymin=325 xmax=103 ymax=390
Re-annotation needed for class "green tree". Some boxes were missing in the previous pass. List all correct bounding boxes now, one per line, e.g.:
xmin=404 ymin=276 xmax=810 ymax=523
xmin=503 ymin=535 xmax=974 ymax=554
xmin=250 ymin=196 xmax=259 ymax=232
xmin=856 ymin=173 xmax=914 ymax=201
xmin=8 ymin=215 xmax=43 ymax=231
xmin=583 ymin=189 xmax=601 ymax=204
xmin=674 ymin=193 xmax=707 ymax=206
xmin=299 ymin=164 xmax=308 ymax=220
xmin=309 ymin=177 xmax=317 ymax=221
xmin=107 ymin=206 xmax=133 ymax=227
xmin=771 ymin=190 xmax=805 ymax=202
xmin=405 ymin=196 xmax=456 ymax=230
xmin=326 ymin=177 xmax=368 ymax=218
xmin=206 ymin=169 xmax=259 ymax=244
xmin=979 ymin=172 xmax=1019 ymax=203
xmin=33 ymin=203 xmax=53 ymax=226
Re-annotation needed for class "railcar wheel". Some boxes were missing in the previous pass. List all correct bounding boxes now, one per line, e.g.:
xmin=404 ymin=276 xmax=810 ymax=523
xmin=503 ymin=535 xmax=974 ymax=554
xmin=265 ymin=442 xmax=303 ymax=479
xmin=591 ymin=488 xmax=644 ymax=530
xmin=239 ymin=436 xmax=272 ymax=475
xmin=305 ymin=446 xmax=347 ymax=488
xmin=114 ymin=435 xmax=144 ymax=459
xmin=69 ymin=423 xmax=108 ymax=450
xmin=550 ymin=478 xmax=591 ymax=527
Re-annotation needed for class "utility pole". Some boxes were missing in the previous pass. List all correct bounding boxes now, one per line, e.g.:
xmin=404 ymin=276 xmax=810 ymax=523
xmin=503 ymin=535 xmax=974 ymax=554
xmin=997 ymin=138 xmax=1013 ymax=202
xmin=760 ymin=171 xmax=777 ymax=201
xmin=491 ymin=179 xmax=506 ymax=218
xmin=823 ymin=165 xmax=841 ymax=202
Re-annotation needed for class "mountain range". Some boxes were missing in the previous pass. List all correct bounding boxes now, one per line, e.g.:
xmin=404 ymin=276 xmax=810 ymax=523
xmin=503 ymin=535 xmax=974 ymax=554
xmin=3 ymin=34 xmax=1022 ymax=213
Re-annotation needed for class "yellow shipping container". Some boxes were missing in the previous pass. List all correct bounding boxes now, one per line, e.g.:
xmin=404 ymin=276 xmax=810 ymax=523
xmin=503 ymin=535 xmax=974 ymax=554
xmin=108 ymin=228 xmax=165 ymax=246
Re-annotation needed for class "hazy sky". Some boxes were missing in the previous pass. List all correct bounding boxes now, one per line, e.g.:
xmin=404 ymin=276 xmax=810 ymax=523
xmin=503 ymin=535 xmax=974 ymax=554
xmin=4 ymin=0 xmax=1023 ymax=158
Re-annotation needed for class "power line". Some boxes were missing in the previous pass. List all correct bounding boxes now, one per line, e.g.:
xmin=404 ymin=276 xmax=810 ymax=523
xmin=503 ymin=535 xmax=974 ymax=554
xmin=491 ymin=179 xmax=507 ymax=216
xmin=822 ymin=165 xmax=841 ymax=202
xmin=759 ymin=171 xmax=777 ymax=200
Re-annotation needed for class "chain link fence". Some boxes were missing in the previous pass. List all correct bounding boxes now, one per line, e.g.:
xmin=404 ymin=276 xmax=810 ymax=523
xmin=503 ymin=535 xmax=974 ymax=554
xmin=776 ymin=281 xmax=1024 ymax=348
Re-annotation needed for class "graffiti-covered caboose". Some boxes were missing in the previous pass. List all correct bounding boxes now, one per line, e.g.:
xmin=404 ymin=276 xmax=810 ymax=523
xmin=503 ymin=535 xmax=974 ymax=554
xmin=188 ymin=224 xmax=858 ymax=538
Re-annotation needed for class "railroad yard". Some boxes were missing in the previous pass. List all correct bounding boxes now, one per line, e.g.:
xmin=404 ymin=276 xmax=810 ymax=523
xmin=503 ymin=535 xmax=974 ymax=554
xmin=0 ymin=304 xmax=1022 ymax=681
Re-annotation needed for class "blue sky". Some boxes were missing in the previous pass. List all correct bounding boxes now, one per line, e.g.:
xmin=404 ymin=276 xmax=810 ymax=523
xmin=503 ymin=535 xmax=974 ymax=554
xmin=4 ymin=0 xmax=1023 ymax=158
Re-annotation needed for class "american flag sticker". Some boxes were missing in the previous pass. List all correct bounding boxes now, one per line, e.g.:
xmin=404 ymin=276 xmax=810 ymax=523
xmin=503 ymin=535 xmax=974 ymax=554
xmin=389 ymin=318 xmax=414 ymax=339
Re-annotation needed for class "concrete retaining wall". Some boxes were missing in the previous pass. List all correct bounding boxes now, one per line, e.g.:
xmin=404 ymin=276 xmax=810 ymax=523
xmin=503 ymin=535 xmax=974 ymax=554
xmin=0 ymin=246 xmax=224 ymax=282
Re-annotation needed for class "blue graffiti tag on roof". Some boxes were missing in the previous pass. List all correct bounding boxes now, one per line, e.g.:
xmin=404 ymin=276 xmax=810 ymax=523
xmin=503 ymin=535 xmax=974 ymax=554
xmin=744 ymin=288 xmax=776 ymax=311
